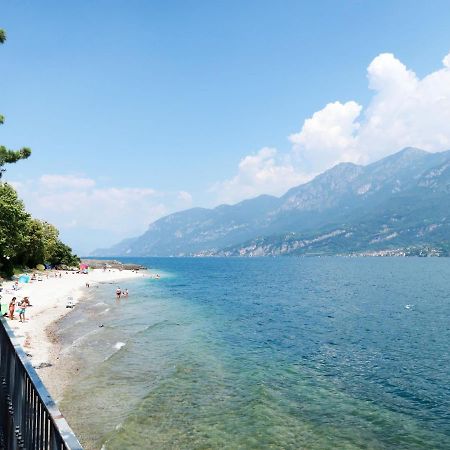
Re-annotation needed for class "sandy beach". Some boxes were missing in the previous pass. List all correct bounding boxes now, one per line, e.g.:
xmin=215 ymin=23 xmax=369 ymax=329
xmin=0 ymin=268 xmax=148 ymax=397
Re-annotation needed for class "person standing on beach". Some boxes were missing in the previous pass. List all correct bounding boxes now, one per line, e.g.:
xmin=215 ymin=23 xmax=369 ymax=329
xmin=8 ymin=297 xmax=16 ymax=320
xmin=18 ymin=298 xmax=28 ymax=322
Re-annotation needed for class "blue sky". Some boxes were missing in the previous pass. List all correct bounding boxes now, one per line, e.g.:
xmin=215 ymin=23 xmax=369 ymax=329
xmin=2 ymin=1 xmax=450 ymax=254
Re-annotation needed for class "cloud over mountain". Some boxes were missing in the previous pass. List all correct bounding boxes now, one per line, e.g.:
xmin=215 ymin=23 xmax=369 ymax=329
xmin=12 ymin=174 xmax=193 ymax=254
xmin=215 ymin=51 xmax=450 ymax=204
xmin=211 ymin=147 xmax=307 ymax=205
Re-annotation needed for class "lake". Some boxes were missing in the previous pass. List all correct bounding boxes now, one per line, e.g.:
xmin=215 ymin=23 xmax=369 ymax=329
xmin=55 ymin=257 xmax=450 ymax=449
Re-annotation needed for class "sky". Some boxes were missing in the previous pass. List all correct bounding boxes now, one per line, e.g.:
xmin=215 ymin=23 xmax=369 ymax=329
xmin=1 ymin=0 xmax=450 ymax=254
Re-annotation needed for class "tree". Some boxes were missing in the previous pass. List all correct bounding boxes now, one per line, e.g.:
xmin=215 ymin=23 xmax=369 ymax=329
xmin=0 ymin=28 xmax=31 ymax=178
xmin=48 ymin=240 xmax=80 ymax=267
xmin=39 ymin=221 xmax=80 ymax=267
xmin=40 ymin=221 xmax=60 ymax=262
xmin=0 ymin=185 xmax=80 ymax=275
xmin=19 ymin=218 xmax=46 ymax=268
xmin=0 ymin=183 xmax=30 ymax=276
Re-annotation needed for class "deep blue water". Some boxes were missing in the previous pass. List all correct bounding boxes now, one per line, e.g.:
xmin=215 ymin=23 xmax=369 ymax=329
xmin=57 ymin=257 xmax=450 ymax=449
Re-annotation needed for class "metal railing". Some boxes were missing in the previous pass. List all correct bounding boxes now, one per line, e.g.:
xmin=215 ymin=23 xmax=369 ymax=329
xmin=0 ymin=317 xmax=83 ymax=449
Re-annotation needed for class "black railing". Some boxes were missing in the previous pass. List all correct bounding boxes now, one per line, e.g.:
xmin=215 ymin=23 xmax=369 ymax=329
xmin=0 ymin=317 xmax=83 ymax=449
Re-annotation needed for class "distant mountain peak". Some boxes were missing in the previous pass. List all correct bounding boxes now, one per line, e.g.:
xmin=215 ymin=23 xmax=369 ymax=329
xmin=317 ymin=160 xmax=362 ymax=178
xmin=397 ymin=146 xmax=428 ymax=155
xmin=375 ymin=147 xmax=428 ymax=164
xmin=333 ymin=161 xmax=361 ymax=169
xmin=92 ymin=148 xmax=450 ymax=257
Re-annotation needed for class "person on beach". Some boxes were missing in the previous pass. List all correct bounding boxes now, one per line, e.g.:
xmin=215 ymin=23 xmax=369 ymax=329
xmin=116 ymin=287 xmax=122 ymax=299
xmin=9 ymin=297 xmax=16 ymax=320
xmin=18 ymin=298 xmax=29 ymax=322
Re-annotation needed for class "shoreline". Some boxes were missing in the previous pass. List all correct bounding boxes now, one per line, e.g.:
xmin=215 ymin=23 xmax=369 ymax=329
xmin=0 ymin=268 xmax=150 ymax=400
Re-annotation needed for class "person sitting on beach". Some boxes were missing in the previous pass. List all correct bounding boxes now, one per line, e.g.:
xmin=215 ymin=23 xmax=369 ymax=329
xmin=9 ymin=297 xmax=16 ymax=320
xmin=116 ymin=287 xmax=122 ymax=299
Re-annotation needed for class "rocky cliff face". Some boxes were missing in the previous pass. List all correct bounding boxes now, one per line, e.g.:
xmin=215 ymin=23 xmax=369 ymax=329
xmin=93 ymin=148 xmax=450 ymax=257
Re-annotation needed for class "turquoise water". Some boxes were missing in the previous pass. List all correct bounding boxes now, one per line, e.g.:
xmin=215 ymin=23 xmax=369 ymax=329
xmin=56 ymin=258 xmax=450 ymax=449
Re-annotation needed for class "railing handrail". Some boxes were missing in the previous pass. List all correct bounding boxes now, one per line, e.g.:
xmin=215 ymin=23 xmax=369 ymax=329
xmin=0 ymin=317 xmax=83 ymax=449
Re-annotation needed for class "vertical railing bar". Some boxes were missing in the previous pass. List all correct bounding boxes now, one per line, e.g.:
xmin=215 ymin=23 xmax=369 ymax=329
xmin=40 ymin=396 xmax=44 ymax=449
xmin=32 ymin=392 xmax=37 ymax=449
xmin=40 ymin=400 xmax=44 ymax=449
xmin=44 ymin=416 xmax=49 ymax=450
xmin=38 ymin=397 xmax=42 ymax=449
xmin=37 ymin=399 xmax=41 ymax=449
xmin=35 ymin=392 xmax=40 ymax=448
xmin=20 ymin=367 xmax=26 ymax=447
xmin=23 ymin=376 xmax=28 ymax=448
xmin=27 ymin=376 xmax=32 ymax=448
xmin=31 ymin=378 xmax=35 ymax=448
xmin=40 ymin=399 xmax=45 ymax=449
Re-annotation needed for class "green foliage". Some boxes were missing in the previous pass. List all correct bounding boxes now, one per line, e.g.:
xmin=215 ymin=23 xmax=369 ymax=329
xmin=48 ymin=240 xmax=80 ymax=267
xmin=36 ymin=220 xmax=80 ymax=267
xmin=0 ymin=183 xmax=30 ymax=276
xmin=0 ymin=145 xmax=32 ymax=179
xmin=20 ymin=218 xmax=46 ymax=268
xmin=0 ymin=184 xmax=80 ymax=276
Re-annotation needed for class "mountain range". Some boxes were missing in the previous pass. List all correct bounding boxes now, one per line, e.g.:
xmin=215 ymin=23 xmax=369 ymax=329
xmin=93 ymin=147 xmax=450 ymax=257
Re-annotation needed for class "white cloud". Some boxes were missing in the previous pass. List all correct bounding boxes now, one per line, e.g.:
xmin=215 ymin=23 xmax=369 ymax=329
xmin=444 ymin=54 xmax=450 ymax=69
xmin=211 ymin=147 xmax=309 ymax=205
xmin=289 ymin=101 xmax=362 ymax=173
xmin=215 ymin=51 xmax=450 ymax=203
xmin=13 ymin=174 xmax=193 ymax=254
xmin=177 ymin=190 xmax=193 ymax=204
xmin=292 ymin=51 xmax=450 ymax=166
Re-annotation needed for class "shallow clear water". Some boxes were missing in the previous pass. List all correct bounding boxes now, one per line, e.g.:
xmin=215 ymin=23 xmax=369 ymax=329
xmin=56 ymin=258 xmax=450 ymax=449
